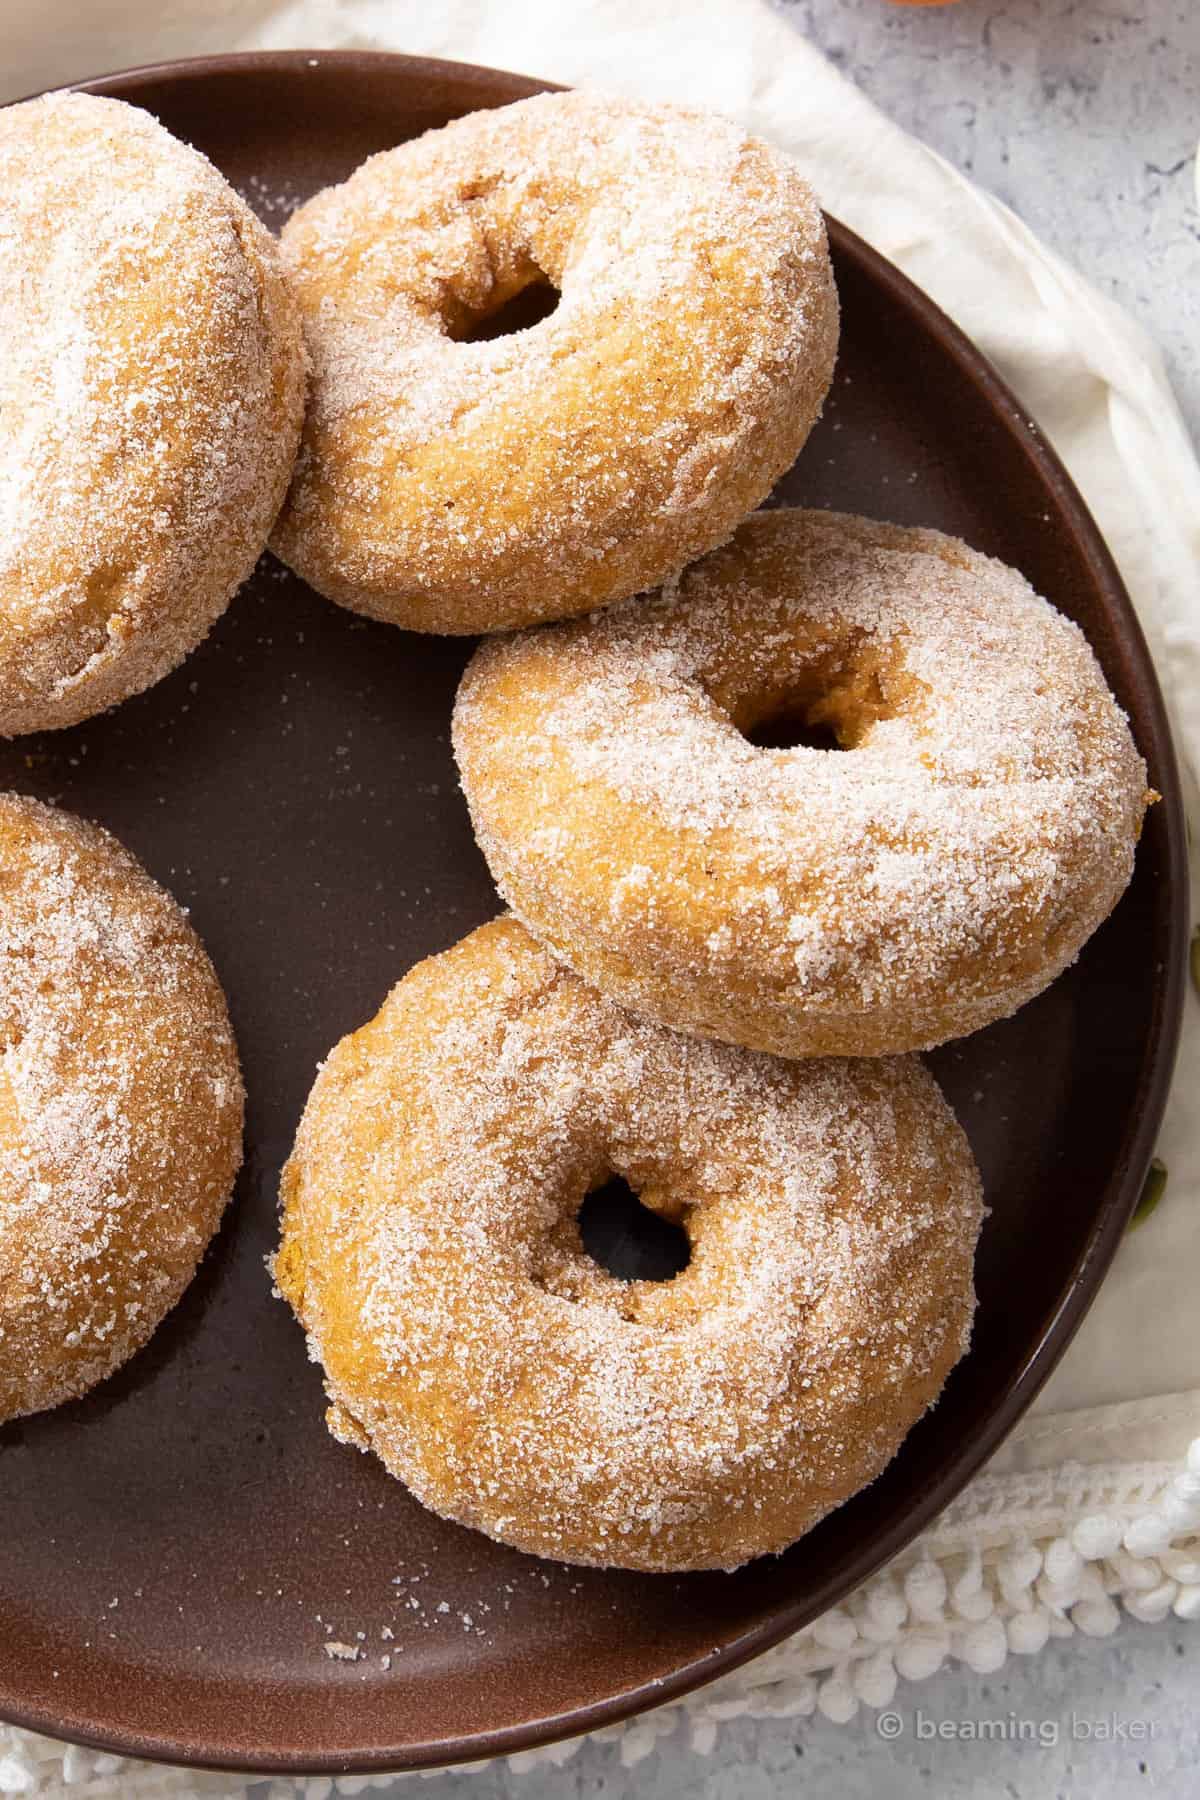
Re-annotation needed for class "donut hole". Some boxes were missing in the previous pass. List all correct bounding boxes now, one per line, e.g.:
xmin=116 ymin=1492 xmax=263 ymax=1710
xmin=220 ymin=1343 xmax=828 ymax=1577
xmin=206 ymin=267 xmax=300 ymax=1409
xmin=742 ymin=705 xmax=845 ymax=753
xmin=578 ymin=1176 xmax=691 ymax=1283
xmin=728 ymin=671 xmax=854 ymax=755
xmin=729 ymin=645 xmax=917 ymax=754
xmin=450 ymin=268 xmax=561 ymax=344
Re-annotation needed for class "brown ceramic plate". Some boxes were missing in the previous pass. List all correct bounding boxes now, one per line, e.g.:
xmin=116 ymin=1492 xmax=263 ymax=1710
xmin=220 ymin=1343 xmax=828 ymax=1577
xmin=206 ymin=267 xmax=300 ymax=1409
xmin=0 ymin=49 xmax=1186 ymax=1779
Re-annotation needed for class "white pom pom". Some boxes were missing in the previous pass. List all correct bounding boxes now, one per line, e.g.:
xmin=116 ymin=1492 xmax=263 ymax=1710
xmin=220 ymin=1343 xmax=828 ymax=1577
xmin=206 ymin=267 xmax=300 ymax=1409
xmin=1172 ymin=1583 xmax=1200 ymax=1620
xmin=1185 ymin=1436 xmax=1200 ymax=1475
xmin=1159 ymin=1491 xmax=1200 ymax=1534
xmin=1074 ymin=1565 xmax=1108 ymax=1606
xmin=998 ymin=1543 xmax=1042 ymax=1596
xmin=904 ymin=1560 xmax=947 ymax=1623
xmin=0 ymin=1752 xmax=36 ymax=1795
xmin=1007 ymin=1611 xmax=1051 ymax=1655
xmin=1110 ymin=1551 xmax=1163 ymax=1592
xmin=816 ymin=1677 xmax=863 ymax=1735
xmin=1170 ymin=1470 xmax=1200 ymax=1504
xmin=894 ymin=1628 xmax=949 ymax=1682
xmin=957 ymin=1616 xmax=1008 ymax=1674
xmin=1036 ymin=1572 xmax=1082 ymax=1613
xmin=817 ymin=1672 xmax=858 ymax=1724
xmin=857 ymin=1620 xmax=902 ymax=1647
xmin=1124 ymin=1515 xmax=1175 ymax=1558
xmin=621 ymin=1722 xmax=660 ymax=1765
xmin=1043 ymin=1538 xmax=1084 ymax=1586
xmin=953 ymin=1588 xmax=996 ymax=1623
xmin=863 ymin=1577 xmax=908 ymax=1637
xmin=1072 ymin=1596 xmax=1120 ymax=1637
xmin=812 ymin=1606 xmax=859 ymax=1653
xmin=952 ymin=1549 xmax=983 ymax=1599
xmin=1124 ymin=1580 xmax=1179 ymax=1624
xmin=61 ymin=1743 xmax=92 ymax=1785
xmin=1162 ymin=1549 xmax=1200 ymax=1584
xmin=853 ymin=1650 xmax=898 ymax=1709
xmin=951 ymin=1552 xmax=990 ymax=1619
xmin=1072 ymin=1514 xmax=1125 ymax=1561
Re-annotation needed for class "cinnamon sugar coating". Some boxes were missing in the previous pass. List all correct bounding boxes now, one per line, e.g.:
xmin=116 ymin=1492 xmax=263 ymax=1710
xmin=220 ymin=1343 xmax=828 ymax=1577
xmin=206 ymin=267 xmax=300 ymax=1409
xmin=0 ymin=795 xmax=243 ymax=1420
xmin=271 ymin=91 xmax=838 ymax=634
xmin=0 ymin=94 xmax=306 ymax=735
xmin=454 ymin=509 xmax=1151 ymax=1058
xmin=275 ymin=917 xmax=982 ymax=1573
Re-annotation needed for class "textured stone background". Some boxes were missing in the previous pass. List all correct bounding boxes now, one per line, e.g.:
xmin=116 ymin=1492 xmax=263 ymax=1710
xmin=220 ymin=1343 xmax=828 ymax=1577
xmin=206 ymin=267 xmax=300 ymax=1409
xmin=783 ymin=0 xmax=1200 ymax=439
xmin=360 ymin=1620 xmax=1198 ymax=1797
xmin=364 ymin=5 xmax=1200 ymax=1793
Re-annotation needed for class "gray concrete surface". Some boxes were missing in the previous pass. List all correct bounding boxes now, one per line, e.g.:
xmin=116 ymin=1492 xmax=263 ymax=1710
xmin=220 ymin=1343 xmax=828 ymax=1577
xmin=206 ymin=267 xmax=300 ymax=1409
xmin=783 ymin=0 xmax=1200 ymax=441
xmin=362 ymin=4 xmax=1200 ymax=1793
xmin=350 ymin=1618 xmax=1196 ymax=1797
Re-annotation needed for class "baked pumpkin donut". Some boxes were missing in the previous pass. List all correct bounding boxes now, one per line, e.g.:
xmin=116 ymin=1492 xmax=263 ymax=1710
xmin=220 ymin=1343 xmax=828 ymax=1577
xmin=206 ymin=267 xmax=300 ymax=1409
xmin=0 ymin=795 xmax=243 ymax=1421
xmin=275 ymin=916 xmax=982 ymax=1573
xmin=454 ymin=509 xmax=1150 ymax=1059
xmin=271 ymin=91 xmax=838 ymax=634
xmin=0 ymin=93 xmax=306 ymax=736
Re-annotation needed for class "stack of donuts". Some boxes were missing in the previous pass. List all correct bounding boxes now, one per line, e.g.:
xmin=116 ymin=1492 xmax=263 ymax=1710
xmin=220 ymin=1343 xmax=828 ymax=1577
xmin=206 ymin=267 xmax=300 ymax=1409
xmin=0 ymin=88 xmax=1149 ymax=1573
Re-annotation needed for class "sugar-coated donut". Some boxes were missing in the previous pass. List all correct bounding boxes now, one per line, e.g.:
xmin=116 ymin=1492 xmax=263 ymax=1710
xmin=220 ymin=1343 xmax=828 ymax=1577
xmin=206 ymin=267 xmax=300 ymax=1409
xmin=271 ymin=91 xmax=838 ymax=635
xmin=274 ymin=916 xmax=982 ymax=1573
xmin=0 ymin=795 xmax=243 ymax=1421
xmin=0 ymin=93 xmax=306 ymax=736
xmin=454 ymin=509 xmax=1150 ymax=1059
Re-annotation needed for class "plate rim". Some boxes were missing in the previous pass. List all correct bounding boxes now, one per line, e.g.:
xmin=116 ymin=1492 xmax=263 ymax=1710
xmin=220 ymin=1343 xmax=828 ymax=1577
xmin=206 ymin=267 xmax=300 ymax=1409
xmin=0 ymin=44 xmax=1188 ymax=1776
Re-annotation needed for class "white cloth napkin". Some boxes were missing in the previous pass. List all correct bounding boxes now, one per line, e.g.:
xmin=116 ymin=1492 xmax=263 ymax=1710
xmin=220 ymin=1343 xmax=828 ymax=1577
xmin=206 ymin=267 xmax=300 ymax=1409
xmin=1 ymin=1 xmax=1198 ymax=1791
